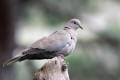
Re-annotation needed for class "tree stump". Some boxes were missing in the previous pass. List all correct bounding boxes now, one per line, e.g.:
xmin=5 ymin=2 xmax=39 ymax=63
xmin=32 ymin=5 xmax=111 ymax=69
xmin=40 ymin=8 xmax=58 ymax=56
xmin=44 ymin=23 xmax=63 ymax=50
xmin=33 ymin=57 xmax=70 ymax=80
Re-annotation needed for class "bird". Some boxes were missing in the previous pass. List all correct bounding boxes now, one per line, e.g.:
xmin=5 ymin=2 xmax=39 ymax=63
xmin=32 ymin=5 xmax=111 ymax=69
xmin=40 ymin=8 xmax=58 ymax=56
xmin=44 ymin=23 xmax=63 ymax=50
xmin=3 ymin=18 xmax=83 ymax=67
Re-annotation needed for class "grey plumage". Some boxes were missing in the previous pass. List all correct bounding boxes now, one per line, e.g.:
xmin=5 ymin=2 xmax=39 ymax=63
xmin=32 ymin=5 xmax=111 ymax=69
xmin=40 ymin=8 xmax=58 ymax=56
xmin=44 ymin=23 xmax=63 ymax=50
xmin=3 ymin=18 xmax=83 ymax=67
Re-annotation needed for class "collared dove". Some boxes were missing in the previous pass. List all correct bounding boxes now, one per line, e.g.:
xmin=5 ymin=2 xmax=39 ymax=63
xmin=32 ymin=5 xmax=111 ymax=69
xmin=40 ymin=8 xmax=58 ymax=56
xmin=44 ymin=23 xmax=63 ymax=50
xmin=3 ymin=18 xmax=83 ymax=66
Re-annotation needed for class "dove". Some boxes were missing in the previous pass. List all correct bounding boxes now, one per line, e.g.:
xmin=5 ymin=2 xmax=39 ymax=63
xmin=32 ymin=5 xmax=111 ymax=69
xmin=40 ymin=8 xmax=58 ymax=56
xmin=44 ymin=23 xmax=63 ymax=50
xmin=3 ymin=18 xmax=83 ymax=67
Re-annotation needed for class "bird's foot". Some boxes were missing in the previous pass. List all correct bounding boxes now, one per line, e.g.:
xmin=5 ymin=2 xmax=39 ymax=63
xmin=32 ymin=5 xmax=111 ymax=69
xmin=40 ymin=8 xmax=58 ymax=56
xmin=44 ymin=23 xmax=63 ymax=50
xmin=57 ymin=54 xmax=64 ymax=59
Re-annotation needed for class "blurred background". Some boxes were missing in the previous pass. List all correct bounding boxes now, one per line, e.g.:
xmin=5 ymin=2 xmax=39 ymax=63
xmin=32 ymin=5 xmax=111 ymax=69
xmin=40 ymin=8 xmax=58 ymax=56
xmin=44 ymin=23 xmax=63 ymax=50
xmin=0 ymin=0 xmax=120 ymax=80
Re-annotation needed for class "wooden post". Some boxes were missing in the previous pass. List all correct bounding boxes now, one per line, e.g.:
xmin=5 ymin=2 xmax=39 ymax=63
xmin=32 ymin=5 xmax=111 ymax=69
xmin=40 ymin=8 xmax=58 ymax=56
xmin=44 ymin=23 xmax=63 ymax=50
xmin=33 ymin=57 xmax=70 ymax=80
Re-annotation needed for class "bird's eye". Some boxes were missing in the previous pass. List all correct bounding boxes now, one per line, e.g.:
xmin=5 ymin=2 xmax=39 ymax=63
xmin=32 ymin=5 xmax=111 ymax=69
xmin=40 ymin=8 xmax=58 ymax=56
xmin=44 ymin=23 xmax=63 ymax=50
xmin=73 ymin=21 xmax=77 ymax=24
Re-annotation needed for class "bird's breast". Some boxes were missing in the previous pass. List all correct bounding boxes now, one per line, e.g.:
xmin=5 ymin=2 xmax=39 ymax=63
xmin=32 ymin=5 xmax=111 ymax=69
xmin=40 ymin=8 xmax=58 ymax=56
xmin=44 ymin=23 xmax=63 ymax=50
xmin=57 ymin=29 xmax=77 ymax=56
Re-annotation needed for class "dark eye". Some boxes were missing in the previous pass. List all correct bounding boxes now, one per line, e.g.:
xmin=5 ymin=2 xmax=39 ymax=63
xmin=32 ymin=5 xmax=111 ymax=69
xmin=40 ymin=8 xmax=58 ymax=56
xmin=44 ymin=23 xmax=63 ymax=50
xmin=73 ymin=21 xmax=77 ymax=24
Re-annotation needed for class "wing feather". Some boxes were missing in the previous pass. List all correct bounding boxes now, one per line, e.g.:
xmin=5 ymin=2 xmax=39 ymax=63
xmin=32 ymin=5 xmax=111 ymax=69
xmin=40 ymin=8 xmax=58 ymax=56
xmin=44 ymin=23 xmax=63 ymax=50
xmin=31 ymin=30 xmax=71 ymax=52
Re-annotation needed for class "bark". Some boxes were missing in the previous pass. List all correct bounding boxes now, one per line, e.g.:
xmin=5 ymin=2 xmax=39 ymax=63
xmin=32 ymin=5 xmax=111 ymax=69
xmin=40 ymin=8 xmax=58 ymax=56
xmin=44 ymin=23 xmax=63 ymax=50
xmin=33 ymin=57 xmax=70 ymax=80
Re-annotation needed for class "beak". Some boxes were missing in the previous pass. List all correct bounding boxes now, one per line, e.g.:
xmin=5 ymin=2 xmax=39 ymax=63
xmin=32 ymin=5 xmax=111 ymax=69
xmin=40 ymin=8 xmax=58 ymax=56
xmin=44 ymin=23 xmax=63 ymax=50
xmin=79 ymin=25 xmax=83 ymax=29
xmin=76 ymin=22 xmax=83 ymax=29
xmin=78 ymin=24 xmax=83 ymax=29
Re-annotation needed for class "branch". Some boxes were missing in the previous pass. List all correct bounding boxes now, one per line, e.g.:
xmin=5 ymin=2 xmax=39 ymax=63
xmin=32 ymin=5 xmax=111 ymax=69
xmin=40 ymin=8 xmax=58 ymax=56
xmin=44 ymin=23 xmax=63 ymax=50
xmin=33 ymin=57 xmax=70 ymax=80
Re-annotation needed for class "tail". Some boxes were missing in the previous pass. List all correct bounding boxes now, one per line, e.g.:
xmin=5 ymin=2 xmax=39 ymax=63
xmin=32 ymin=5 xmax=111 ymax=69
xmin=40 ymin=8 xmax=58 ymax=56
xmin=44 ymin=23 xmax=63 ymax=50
xmin=3 ymin=56 xmax=21 ymax=67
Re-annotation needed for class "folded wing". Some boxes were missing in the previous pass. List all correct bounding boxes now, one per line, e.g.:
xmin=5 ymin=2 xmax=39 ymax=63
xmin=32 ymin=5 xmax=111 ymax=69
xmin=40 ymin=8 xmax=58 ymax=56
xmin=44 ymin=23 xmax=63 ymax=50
xmin=31 ymin=30 xmax=71 ymax=52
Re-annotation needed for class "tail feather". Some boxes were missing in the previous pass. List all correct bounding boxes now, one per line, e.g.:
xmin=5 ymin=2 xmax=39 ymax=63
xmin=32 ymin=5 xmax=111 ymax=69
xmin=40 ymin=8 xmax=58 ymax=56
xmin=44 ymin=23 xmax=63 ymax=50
xmin=3 ymin=56 xmax=21 ymax=67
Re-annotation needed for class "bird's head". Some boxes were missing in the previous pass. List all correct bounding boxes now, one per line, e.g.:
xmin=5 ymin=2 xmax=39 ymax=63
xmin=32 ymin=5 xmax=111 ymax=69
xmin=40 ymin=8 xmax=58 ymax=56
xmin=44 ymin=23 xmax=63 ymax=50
xmin=65 ymin=18 xmax=83 ymax=30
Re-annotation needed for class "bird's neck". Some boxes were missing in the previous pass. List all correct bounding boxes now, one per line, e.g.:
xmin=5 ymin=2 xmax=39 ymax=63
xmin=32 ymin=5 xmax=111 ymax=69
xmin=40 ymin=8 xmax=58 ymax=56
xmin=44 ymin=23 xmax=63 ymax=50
xmin=64 ymin=27 xmax=77 ymax=38
xmin=64 ymin=26 xmax=77 ymax=32
xmin=64 ymin=26 xmax=71 ymax=30
xmin=64 ymin=27 xmax=78 ymax=44
xmin=64 ymin=26 xmax=78 ymax=31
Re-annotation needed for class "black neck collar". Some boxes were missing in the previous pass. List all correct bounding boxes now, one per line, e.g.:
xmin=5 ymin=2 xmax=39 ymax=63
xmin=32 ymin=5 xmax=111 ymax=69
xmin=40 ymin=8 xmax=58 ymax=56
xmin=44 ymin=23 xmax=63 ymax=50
xmin=64 ymin=27 xmax=71 ymax=29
